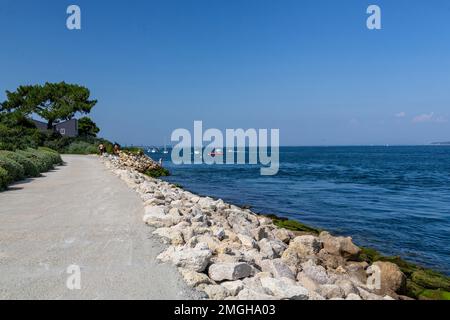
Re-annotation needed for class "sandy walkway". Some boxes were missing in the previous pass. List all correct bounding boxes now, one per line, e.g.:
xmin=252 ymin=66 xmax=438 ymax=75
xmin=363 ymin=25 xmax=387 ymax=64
xmin=0 ymin=155 xmax=198 ymax=299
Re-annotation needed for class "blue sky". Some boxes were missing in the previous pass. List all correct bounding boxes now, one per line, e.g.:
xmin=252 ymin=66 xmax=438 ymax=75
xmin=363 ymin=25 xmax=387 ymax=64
xmin=1 ymin=0 xmax=450 ymax=145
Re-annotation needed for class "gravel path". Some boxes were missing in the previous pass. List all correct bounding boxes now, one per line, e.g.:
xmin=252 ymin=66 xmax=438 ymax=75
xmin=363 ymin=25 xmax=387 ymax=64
xmin=0 ymin=155 xmax=199 ymax=300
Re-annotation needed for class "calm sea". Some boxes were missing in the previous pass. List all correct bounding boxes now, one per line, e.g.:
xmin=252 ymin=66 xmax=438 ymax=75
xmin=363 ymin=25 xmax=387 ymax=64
xmin=147 ymin=146 xmax=450 ymax=275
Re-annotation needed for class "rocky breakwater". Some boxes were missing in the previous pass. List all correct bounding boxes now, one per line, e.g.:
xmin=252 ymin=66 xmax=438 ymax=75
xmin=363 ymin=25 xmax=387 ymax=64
xmin=112 ymin=150 xmax=169 ymax=177
xmin=101 ymin=155 xmax=408 ymax=300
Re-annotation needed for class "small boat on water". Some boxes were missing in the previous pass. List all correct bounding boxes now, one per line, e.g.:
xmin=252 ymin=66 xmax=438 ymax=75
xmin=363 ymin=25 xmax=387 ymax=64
xmin=163 ymin=139 xmax=169 ymax=154
xmin=208 ymin=148 xmax=223 ymax=157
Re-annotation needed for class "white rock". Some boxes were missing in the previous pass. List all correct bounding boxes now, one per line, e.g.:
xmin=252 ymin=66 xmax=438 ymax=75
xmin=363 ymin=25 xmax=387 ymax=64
xmin=157 ymin=243 xmax=212 ymax=272
xmin=301 ymin=260 xmax=334 ymax=285
xmin=296 ymin=272 xmax=319 ymax=292
xmin=260 ymin=259 xmax=296 ymax=280
xmin=260 ymin=277 xmax=309 ymax=300
xmin=143 ymin=205 xmax=166 ymax=221
xmin=291 ymin=235 xmax=322 ymax=255
xmin=357 ymin=287 xmax=383 ymax=300
xmin=208 ymin=262 xmax=253 ymax=281
xmin=202 ymin=284 xmax=230 ymax=300
xmin=334 ymin=279 xmax=358 ymax=297
xmin=273 ymin=228 xmax=293 ymax=243
xmin=251 ymin=226 xmax=271 ymax=241
xmin=214 ymin=227 xmax=226 ymax=240
xmin=221 ymin=280 xmax=244 ymax=296
xmin=153 ymin=227 xmax=184 ymax=245
xmin=317 ymin=284 xmax=345 ymax=299
xmin=237 ymin=288 xmax=277 ymax=300
xmin=198 ymin=197 xmax=216 ymax=210
xmin=258 ymin=239 xmax=276 ymax=259
xmin=237 ymin=234 xmax=258 ymax=249
xmin=346 ymin=293 xmax=362 ymax=300
xmin=178 ymin=268 xmax=213 ymax=287
xmin=190 ymin=196 xmax=200 ymax=203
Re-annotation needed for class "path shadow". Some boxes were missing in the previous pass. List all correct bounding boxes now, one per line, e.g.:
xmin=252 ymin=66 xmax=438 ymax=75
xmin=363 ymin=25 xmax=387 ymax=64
xmin=1 ymin=164 xmax=65 ymax=193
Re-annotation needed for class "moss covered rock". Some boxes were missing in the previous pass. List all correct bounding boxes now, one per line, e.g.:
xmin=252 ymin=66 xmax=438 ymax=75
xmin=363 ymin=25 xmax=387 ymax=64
xmin=264 ymin=214 xmax=321 ymax=235
xmin=144 ymin=167 xmax=170 ymax=178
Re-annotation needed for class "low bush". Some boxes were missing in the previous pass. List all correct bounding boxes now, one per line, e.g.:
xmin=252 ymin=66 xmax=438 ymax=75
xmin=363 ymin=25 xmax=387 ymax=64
xmin=0 ymin=148 xmax=63 ymax=191
xmin=0 ymin=151 xmax=39 ymax=177
xmin=0 ymin=167 xmax=10 ymax=190
xmin=38 ymin=147 xmax=63 ymax=165
xmin=0 ymin=155 xmax=25 ymax=182
xmin=16 ymin=149 xmax=57 ymax=172
xmin=64 ymin=141 xmax=98 ymax=154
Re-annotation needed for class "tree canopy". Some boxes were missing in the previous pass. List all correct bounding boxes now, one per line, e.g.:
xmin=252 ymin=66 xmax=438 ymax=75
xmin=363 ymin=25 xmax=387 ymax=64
xmin=78 ymin=116 xmax=100 ymax=137
xmin=0 ymin=82 xmax=97 ymax=129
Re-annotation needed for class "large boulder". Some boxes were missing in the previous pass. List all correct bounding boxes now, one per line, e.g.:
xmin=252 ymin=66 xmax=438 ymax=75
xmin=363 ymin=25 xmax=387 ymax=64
xmin=157 ymin=243 xmax=212 ymax=272
xmin=221 ymin=280 xmax=245 ymax=296
xmin=202 ymin=284 xmax=231 ymax=300
xmin=291 ymin=235 xmax=322 ymax=255
xmin=237 ymin=234 xmax=258 ymax=249
xmin=178 ymin=268 xmax=213 ymax=287
xmin=317 ymin=249 xmax=346 ymax=269
xmin=208 ymin=262 xmax=253 ymax=282
xmin=251 ymin=226 xmax=272 ymax=241
xmin=281 ymin=235 xmax=322 ymax=270
xmin=301 ymin=260 xmax=335 ymax=285
xmin=227 ymin=211 xmax=258 ymax=236
xmin=237 ymin=288 xmax=277 ymax=300
xmin=369 ymin=261 xmax=407 ymax=295
xmin=259 ymin=238 xmax=287 ymax=259
xmin=260 ymin=277 xmax=309 ymax=300
xmin=317 ymin=284 xmax=345 ymax=299
xmin=296 ymin=272 xmax=319 ymax=292
xmin=153 ymin=227 xmax=184 ymax=245
xmin=319 ymin=231 xmax=361 ymax=259
xmin=259 ymin=259 xmax=296 ymax=280
xmin=273 ymin=228 xmax=294 ymax=244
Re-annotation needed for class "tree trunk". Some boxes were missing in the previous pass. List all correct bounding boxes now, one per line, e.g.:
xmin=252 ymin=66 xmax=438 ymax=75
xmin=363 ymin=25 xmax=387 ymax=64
xmin=47 ymin=120 xmax=53 ymax=130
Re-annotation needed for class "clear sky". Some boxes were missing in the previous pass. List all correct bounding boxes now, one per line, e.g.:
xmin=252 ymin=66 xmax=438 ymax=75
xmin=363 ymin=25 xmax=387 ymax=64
xmin=1 ymin=0 xmax=450 ymax=146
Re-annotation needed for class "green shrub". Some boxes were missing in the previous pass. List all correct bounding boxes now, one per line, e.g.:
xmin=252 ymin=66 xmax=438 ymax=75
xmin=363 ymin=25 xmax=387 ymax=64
xmin=0 ymin=151 xmax=39 ymax=177
xmin=17 ymin=149 xmax=51 ymax=172
xmin=64 ymin=141 xmax=98 ymax=154
xmin=38 ymin=147 xmax=63 ymax=165
xmin=0 ymin=155 xmax=25 ymax=181
xmin=0 ymin=167 xmax=10 ymax=190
